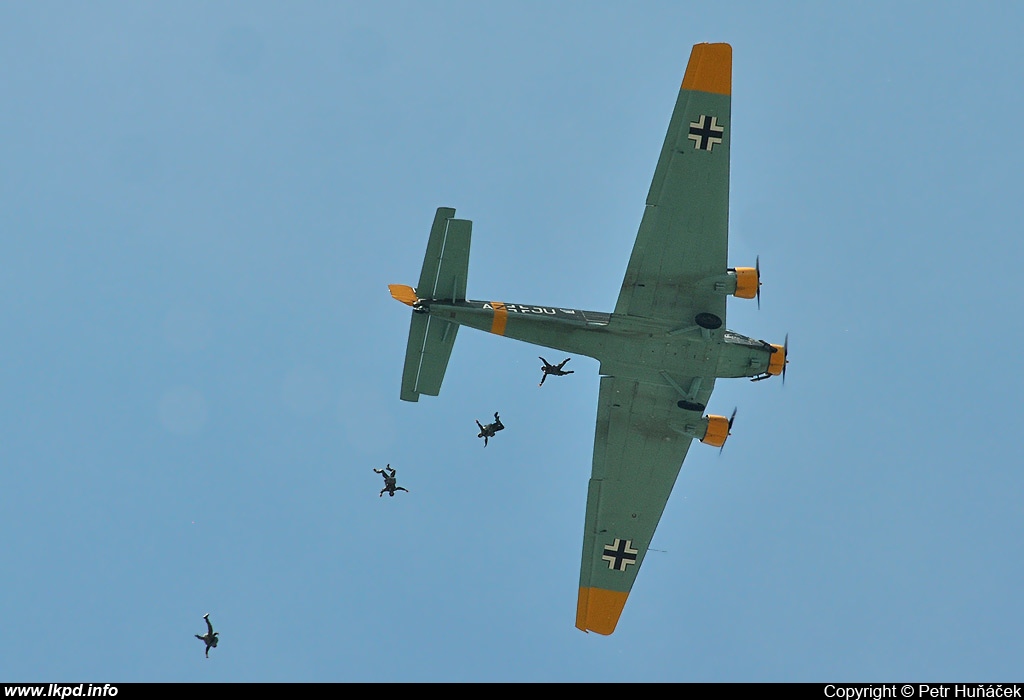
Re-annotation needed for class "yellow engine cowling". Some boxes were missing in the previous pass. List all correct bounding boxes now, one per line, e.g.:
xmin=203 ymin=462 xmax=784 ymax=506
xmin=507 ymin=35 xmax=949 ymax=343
xmin=700 ymin=414 xmax=731 ymax=448
xmin=767 ymin=342 xmax=787 ymax=376
xmin=733 ymin=267 xmax=759 ymax=299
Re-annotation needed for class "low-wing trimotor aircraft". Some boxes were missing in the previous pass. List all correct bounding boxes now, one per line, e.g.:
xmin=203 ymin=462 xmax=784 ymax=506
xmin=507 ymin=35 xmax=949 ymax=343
xmin=389 ymin=42 xmax=787 ymax=635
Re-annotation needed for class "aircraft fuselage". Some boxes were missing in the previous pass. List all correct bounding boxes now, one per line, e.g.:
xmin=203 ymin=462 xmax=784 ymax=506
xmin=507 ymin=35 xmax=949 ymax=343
xmin=417 ymin=298 xmax=777 ymax=385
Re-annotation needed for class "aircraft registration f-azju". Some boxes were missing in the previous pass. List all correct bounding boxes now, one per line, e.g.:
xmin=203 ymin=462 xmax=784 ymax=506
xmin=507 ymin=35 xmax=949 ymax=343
xmin=389 ymin=43 xmax=787 ymax=635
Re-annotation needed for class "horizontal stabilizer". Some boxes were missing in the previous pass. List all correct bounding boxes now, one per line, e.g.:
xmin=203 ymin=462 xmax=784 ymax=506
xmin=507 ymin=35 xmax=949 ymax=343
xmin=400 ymin=313 xmax=459 ymax=402
xmin=417 ymin=208 xmax=471 ymax=302
xmin=397 ymin=206 xmax=472 ymax=401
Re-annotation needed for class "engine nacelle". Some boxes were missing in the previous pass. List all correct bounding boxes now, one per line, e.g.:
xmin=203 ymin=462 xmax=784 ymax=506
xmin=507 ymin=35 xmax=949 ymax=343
xmin=700 ymin=414 xmax=732 ymax=448
xmin=732 ymin=266 xmax=759 ymax=300
xmin=766 ymin=342 xmax=787 ymax=376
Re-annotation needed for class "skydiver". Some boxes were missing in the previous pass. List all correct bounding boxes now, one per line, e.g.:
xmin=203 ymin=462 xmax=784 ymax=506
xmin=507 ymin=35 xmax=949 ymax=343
xmin=475 ymin=412 xmax=505 ymax=447
xmin=374 ymin=464 xmax=409 ymax=497
xmin=538 ymin=356 xmax=574 ymax=387
xmin=195 ymin=613 xmax=219 ymax=658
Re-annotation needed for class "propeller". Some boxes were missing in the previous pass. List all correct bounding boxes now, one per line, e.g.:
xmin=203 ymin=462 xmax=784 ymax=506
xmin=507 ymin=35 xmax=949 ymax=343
xmin=756 ymin=255 xmax=761 ymax=310
xmin=782 ymin=333 xmax=789 ymax=385
xmin=719 ymin=407 xmax=737 ymax=455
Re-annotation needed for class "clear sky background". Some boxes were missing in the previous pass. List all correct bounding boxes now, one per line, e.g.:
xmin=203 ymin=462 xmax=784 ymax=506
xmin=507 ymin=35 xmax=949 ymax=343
xmin=2 ymin=1 xmax=1022 ymax=683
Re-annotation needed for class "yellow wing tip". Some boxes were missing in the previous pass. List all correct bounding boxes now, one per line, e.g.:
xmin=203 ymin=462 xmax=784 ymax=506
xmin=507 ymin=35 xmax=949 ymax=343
xmin=681 ymin=42 xmax=732 ymax=95
xmin=388 ymin=283 xmax=417 ymax=306
xmin=576 ymin=587 xmax=629 ymax=635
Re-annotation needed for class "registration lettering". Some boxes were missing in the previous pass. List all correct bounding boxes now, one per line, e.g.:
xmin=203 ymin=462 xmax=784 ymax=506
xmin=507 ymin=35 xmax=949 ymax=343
xmin=481 ymin=303 xmax=580 ymax=317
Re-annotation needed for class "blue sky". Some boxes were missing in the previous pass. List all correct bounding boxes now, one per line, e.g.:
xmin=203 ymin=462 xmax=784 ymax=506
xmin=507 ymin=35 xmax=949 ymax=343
xmin=2 ymin=1 xmax=1023 ymax=683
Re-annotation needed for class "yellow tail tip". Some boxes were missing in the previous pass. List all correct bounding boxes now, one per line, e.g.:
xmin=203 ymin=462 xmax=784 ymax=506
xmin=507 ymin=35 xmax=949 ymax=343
xmin=389 ymin=284 xmax=417 ymax=306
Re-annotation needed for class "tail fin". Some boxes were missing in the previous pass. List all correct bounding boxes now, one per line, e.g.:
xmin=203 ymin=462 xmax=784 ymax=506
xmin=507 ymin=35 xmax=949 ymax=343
xmin=393 ymin=207 xmax=472 ymax=402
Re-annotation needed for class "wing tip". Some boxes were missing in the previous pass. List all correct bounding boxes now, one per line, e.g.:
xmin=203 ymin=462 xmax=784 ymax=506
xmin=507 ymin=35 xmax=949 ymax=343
xmin=681 ymin=42 xmax=732 ymax=95
xmin=575 ymin=587 xmax=629 ymax=635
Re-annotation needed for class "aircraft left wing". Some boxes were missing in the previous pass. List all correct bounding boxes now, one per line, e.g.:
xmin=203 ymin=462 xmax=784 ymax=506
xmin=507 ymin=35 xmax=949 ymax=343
xmin=576 ymin=374 xmax=714 ymax=635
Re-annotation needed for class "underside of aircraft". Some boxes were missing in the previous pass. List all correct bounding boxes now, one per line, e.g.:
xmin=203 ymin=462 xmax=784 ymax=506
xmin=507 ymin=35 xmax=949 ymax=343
xmin=390 ymin=42 xmax=787 ymax=635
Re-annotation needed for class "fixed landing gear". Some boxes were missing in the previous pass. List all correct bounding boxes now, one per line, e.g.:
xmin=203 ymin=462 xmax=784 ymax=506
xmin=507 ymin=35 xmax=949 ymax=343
xmin=677 ymin=400 xmax=706 ymax=411
xmin=694 ymin=312 xmax=722 ymax=330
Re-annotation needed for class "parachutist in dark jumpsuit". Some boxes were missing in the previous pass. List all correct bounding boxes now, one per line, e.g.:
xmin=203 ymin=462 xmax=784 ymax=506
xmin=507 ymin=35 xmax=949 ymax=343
xmin=195 ymin=614 xmax=219 ymax=658
xmin=374 ymin=464 xmax=409 ymax=497
xmin=476 ymin=412 xmax=505 ymax=447
xmin=538 ymin=357 xmax=574 ymax=386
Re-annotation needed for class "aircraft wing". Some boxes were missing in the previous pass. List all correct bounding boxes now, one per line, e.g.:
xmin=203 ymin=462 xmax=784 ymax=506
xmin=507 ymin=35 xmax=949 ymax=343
xmin=577 ymin=43 xmax=733 ymax=634
xmin=613 ymin=43 xmax=732 ymax=324
xmin=576 ymin=375 xmax=713 ymax=634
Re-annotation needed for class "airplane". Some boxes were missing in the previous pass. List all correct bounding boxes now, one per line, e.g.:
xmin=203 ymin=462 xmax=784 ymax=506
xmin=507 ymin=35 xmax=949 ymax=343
xmin=388 ymin=42 xmax=787 ymax=635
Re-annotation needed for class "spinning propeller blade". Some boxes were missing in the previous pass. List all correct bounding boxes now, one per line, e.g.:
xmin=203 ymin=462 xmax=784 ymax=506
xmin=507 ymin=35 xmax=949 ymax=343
xmin=782 ymin=333 xmax=789 ymax=385
xmin=756 ymin=255 xmax=761 ymax=310
xmin=719 ymin=407 xmax=737 ymax=455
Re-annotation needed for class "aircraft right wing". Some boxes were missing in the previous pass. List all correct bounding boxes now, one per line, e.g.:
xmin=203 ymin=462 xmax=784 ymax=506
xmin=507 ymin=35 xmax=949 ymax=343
xmin=613 ymin=43 xmax=733 ymax=325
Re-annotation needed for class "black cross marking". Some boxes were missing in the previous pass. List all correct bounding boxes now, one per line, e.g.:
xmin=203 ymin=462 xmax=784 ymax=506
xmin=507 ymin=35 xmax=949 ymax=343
xmin=688 ymin=115 xmax=725 ymax=151
xmin=602 ymin=538 xmax=639 ymax=572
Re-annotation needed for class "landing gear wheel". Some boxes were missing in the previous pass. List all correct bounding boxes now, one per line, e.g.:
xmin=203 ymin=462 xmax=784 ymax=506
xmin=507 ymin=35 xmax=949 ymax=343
xmin=695 ymin=312 xmax=722 ymax=330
